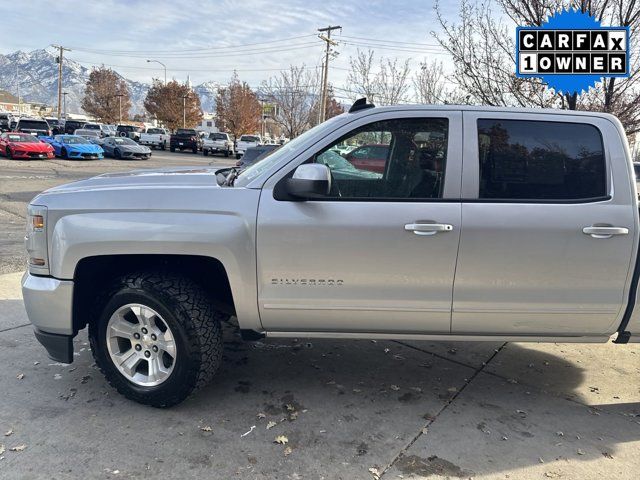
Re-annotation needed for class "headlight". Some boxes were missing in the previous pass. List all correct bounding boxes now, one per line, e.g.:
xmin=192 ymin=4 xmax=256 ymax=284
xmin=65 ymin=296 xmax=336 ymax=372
xmin=26 ymin=205 xmax=49 ymax=273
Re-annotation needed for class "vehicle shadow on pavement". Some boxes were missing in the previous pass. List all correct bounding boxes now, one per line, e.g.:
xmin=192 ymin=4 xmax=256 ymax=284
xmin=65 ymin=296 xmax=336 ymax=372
xmin=0 ymin=319 xmax=638 ymax=479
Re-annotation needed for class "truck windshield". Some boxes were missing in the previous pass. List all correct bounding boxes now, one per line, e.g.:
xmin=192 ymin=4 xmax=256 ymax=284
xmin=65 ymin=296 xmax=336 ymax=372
xmin=234 ymin=115 xmax=344 ymax=187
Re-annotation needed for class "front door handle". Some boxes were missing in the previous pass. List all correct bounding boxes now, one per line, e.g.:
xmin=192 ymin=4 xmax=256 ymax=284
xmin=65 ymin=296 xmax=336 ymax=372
xmin=405 ymin=223 xmax=453 ymax=236
xmin=582 ymin=226 xmax=629 ymax=239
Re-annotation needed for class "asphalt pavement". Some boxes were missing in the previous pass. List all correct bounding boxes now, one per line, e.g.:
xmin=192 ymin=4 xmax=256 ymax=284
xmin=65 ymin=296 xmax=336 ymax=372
xmin=0 ymin=151 xmax=638 ymax=479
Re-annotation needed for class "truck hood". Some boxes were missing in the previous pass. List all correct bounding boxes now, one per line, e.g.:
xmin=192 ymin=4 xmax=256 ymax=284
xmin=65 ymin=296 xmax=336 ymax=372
xmin=39 ymin=166 xmax=221 ymax=195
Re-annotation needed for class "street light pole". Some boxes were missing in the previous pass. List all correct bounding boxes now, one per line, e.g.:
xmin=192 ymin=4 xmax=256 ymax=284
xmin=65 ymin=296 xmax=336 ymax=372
xmin=146 ymin=59 xmax=167 ymax=84
xmin=182 ymin=94 xmax=188 ymax=128
xmin=62 ymin=92 xmax=68 ymax=119
xmin=115 ymin=93 xmax=124 ymax=124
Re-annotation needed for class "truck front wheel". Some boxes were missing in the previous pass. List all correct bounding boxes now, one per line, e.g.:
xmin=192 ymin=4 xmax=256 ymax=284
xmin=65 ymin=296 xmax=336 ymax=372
xmin=89 ymin=272 xmax=226 ymax=407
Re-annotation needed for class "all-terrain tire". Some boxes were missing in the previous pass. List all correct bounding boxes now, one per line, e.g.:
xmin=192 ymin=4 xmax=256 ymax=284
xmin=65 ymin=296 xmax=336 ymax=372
xmin=89 ymin=272 xmax=227 ymax=407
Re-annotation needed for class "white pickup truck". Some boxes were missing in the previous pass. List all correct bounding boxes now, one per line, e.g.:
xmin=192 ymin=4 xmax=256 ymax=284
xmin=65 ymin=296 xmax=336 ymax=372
xmin=235 ymin=134 xmax=261 ymax=159
xmin=139 ymin=128 xmax=170 ymax=150
xmin=202 ymin=132 xmax=234 ymax=157
xmin=22 ymin=100 xmax=640 ymax=407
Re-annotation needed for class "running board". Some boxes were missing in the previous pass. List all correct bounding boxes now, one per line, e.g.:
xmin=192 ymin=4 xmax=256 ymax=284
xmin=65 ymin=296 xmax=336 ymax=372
xmin=263 ymin=331 xmax=611 ymax=343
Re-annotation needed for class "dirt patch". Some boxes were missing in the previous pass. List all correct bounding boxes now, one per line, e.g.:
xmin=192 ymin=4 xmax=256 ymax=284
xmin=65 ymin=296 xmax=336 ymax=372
xmin=395 ymin=454 xmax=474 ymax=478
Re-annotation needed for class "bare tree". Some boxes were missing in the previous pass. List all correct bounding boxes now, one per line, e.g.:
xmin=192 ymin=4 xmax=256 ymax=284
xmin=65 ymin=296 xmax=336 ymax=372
xmin=260 ymin=65 xmax=320 ymax=138
xmin=375 ymin=57 xmax=412 ymax=105
xmin=346 ymin=49 xmax=412 ymax=105
xmin=434 ymin=0 xmax=640 ymax=133
xmin=346 ymin=49 xmax=378 ymax=102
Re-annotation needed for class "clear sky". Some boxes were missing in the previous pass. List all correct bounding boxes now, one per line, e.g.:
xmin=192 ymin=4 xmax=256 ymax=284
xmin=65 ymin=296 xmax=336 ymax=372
xmin=1 ymin=0 xmax=458 ymax=98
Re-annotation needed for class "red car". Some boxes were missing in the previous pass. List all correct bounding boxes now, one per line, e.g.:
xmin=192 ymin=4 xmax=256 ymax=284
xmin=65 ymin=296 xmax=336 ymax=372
xmin=344 ymin=144 xmax=389 ymax=173
xmin=0 ymin=132 xmax=55 ymax=160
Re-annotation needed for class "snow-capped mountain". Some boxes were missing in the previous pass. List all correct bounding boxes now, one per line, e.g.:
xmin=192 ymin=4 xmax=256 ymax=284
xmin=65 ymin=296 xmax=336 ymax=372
xmin=0 ymin=49 xmax=218 ymax=116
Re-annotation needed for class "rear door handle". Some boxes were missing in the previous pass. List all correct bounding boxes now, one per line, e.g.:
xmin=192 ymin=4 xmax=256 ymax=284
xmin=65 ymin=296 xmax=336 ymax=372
xmin=582 ymin=226 xmax=629 ymax=239
xmin=405 ymin=223 xmax=453 ymax=236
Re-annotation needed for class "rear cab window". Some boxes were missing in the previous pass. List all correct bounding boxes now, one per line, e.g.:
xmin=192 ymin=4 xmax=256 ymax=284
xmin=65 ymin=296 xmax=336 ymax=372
xmin=477 ymin=119 xmax=606 ymax=201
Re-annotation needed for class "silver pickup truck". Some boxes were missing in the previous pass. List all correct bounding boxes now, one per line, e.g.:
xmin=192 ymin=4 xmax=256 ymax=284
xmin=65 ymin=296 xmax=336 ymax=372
xmin=22 ymin=100 xmax=640 ymax=407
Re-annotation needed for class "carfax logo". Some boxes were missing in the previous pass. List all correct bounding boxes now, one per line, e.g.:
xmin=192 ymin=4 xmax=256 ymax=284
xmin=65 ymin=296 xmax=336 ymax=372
xmin=516 ymin=9 xmax=630 ymax=93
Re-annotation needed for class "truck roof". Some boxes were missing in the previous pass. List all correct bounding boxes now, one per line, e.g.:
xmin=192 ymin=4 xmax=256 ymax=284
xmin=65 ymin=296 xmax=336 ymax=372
xmin=347 ymin=103 xmax=619 ymax=122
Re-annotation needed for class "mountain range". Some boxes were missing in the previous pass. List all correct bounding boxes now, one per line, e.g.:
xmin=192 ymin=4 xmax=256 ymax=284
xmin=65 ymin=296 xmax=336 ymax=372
xmin=0 ymin=49 xmax=220 ymax=116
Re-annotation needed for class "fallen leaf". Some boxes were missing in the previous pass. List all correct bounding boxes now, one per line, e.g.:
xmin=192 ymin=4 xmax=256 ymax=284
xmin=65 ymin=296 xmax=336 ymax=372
xmin=353 ymin=388 xmax=362 ymax=393
xmin=16 ymin=373 xmax=24 ymax=380
xmin=285 ymin=404 xmax=295 ymax=412
xmin=112 ymin=470 xmax=120 ymax=475
xmin=33 ymin=361 xmax=39 ymax=366
xmin=544 ymin=472 xmax=561 ymax=478
xmin=3 ymin=430 xmax=12 ymax=437
xmin=283 ymin=446 xmax=292 ymax=456
xmin=390 ymin=385 xmax=400 ymax=391
xmin=368 ymin=466 xmax=381 ymax=479
xmin=10 ymin=444 xmax=26 ymax=452
xmin=256 ymin=413 xmax=266 ymax=420
xmin=602 ymin=452 xmax=614 ymax=459
xmin=538 ymin=457 xmax=545 ymax=464
xmin=383 ymin=348 xmax=390 ymax=354
xmin=447 ymin=387 xmax=457 ymax=393
xmin=0 ymin=444 xmax=4 ymax=455
xmin=410 ymin=387 xmax=423 ymax=393
xmin=266 ymin=421 xmax=277 ymax=430
xmin=200 ymin=426 xmax=213 ymax=432
xmin=274 ymin=435 xmax=288 ymax=444
xmin=556 ymin=431 xmax=564 ymax=436
xmin=53 ymin=374 xmax=62 ymax=380
xmin=577 ymin=448 xmax=585 ymax=456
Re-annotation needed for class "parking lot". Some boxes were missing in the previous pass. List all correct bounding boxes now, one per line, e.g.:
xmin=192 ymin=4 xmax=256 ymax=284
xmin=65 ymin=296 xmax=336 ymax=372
xmin=0 ymin=151 xmax=639 ymax=479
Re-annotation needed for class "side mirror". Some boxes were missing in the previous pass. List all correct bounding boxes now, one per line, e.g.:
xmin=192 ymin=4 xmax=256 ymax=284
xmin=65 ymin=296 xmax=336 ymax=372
xmin=285 ymin=164 xmax=331 ymax=199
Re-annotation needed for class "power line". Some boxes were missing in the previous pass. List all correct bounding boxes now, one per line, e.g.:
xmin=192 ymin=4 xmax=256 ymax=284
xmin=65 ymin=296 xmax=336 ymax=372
xmin=67 ymin=34 xmax=317 ymax=55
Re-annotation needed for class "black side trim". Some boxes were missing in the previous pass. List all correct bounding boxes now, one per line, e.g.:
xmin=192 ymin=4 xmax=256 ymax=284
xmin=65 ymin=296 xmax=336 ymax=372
xmin=34 ymin=329 xmax=74 ymax=364
xmin=614 ymin=209 xmax=640 ymax=344
xmin=240 ymin=329 xmax=265 ymax=341
xmin=461 ymin=196 xmax=612 ymax=204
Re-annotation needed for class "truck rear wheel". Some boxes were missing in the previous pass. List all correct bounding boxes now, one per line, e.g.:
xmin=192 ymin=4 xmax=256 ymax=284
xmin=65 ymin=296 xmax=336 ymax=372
xmin=89 ymin=272 xmax=226 ymax=407
xmin=203 ymin=148 xmax=209 ymax=156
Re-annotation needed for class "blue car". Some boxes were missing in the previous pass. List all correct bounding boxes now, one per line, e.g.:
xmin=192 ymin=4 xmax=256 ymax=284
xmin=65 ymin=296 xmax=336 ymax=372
xmin=42 ymin=134 xmax=104 ymax=160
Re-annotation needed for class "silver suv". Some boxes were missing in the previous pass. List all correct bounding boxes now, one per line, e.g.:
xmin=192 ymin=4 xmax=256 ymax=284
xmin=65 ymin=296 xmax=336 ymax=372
xmin=22 ymin=100 xmax=640 ymax=406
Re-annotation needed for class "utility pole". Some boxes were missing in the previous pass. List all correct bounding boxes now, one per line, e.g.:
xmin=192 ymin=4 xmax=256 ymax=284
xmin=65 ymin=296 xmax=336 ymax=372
xmin=15 ymin=65 xmax=21 ymax=115
xmin=62 ymin=92 xmax=68 ymax=119
xmin=51 ymin=45 xmax=71 ymax=120
xmin=317 ymin=25 xmax=341 ymax=123
xmin=116 ymin=93 xmax=124 ymax=124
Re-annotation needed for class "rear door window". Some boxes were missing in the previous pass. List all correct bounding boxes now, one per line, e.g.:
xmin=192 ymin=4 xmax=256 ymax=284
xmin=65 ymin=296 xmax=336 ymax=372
xmin=477 ymin=119 xmax=606 ymax=200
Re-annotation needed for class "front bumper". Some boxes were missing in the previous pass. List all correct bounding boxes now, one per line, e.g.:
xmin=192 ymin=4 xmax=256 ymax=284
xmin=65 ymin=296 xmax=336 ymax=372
xmin=22 ymin=272 xmax=75 ymax=363
xmin=67 ymin=151 xmax=103 ymax=160
xmin=12 ymin=151 xmax=54 ymax=159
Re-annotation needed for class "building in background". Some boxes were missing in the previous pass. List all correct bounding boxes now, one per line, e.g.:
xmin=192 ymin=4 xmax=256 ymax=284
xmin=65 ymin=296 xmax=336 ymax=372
xmin=196 ymin=113 xmax=219 ymax=134
xmin=0 ymin=89 xmax=54 ymax=117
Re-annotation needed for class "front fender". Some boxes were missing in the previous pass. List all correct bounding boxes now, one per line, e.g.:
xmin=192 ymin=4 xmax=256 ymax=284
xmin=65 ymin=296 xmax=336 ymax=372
xmin=49 ymin=210 xmax=261 ymax=330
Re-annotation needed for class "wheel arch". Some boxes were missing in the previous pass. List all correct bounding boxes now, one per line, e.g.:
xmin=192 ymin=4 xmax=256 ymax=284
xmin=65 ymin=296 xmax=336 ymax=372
xmin=72 ymin=254 xmax=235 ymax=334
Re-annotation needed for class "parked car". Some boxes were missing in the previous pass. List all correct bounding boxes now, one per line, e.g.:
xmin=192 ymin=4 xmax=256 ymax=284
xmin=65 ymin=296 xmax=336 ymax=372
xmin=139 ymin=127 xmax=170 ymax=150
xmin=22 ymin=101 xmax=640 ymax=408
xmin=0 ymin=112 xmax=14 ymax=132
xmin=0 ymin=132 xmax=54 ymax=159
xmin=42 ymin=134 xmax=104 ymax=160
xmin=101 ymin=136 xmax=151 ymax=159
xmin=169 ymin=128 xmax=201 ymax=153
xmin=235 ymin=134 xmax=261 ymax=159
xmin=15 ymin=118 xmax=51 ymax=137
xmin=235 ymin=144 xmax=279 ymax=168
xmin=315 ymin=149 xmax=382 ymax=180
xmin=82 ymin=123 xmax=111 ymax=137
xmin=343 ymin=143 xmax=389 ymax=173
xmin=44 ymin=117 xmax=62 ymax=135
xmin=203 ymin=132 xmax=234 ymax=157
xmin=116 ymin=124 xmax=144 ymax=142
xmin=62 ymin=120 xmax=86 ymax=135
xmin=74 ymin=129 xmax=101 ymax=141
xmin=104 ymin=125 xmax=117 ymax=136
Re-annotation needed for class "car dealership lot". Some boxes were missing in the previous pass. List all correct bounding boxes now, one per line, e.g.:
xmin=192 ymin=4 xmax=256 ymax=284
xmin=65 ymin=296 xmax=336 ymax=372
xmin=0 ymin=151 xmax=638 ymax=479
